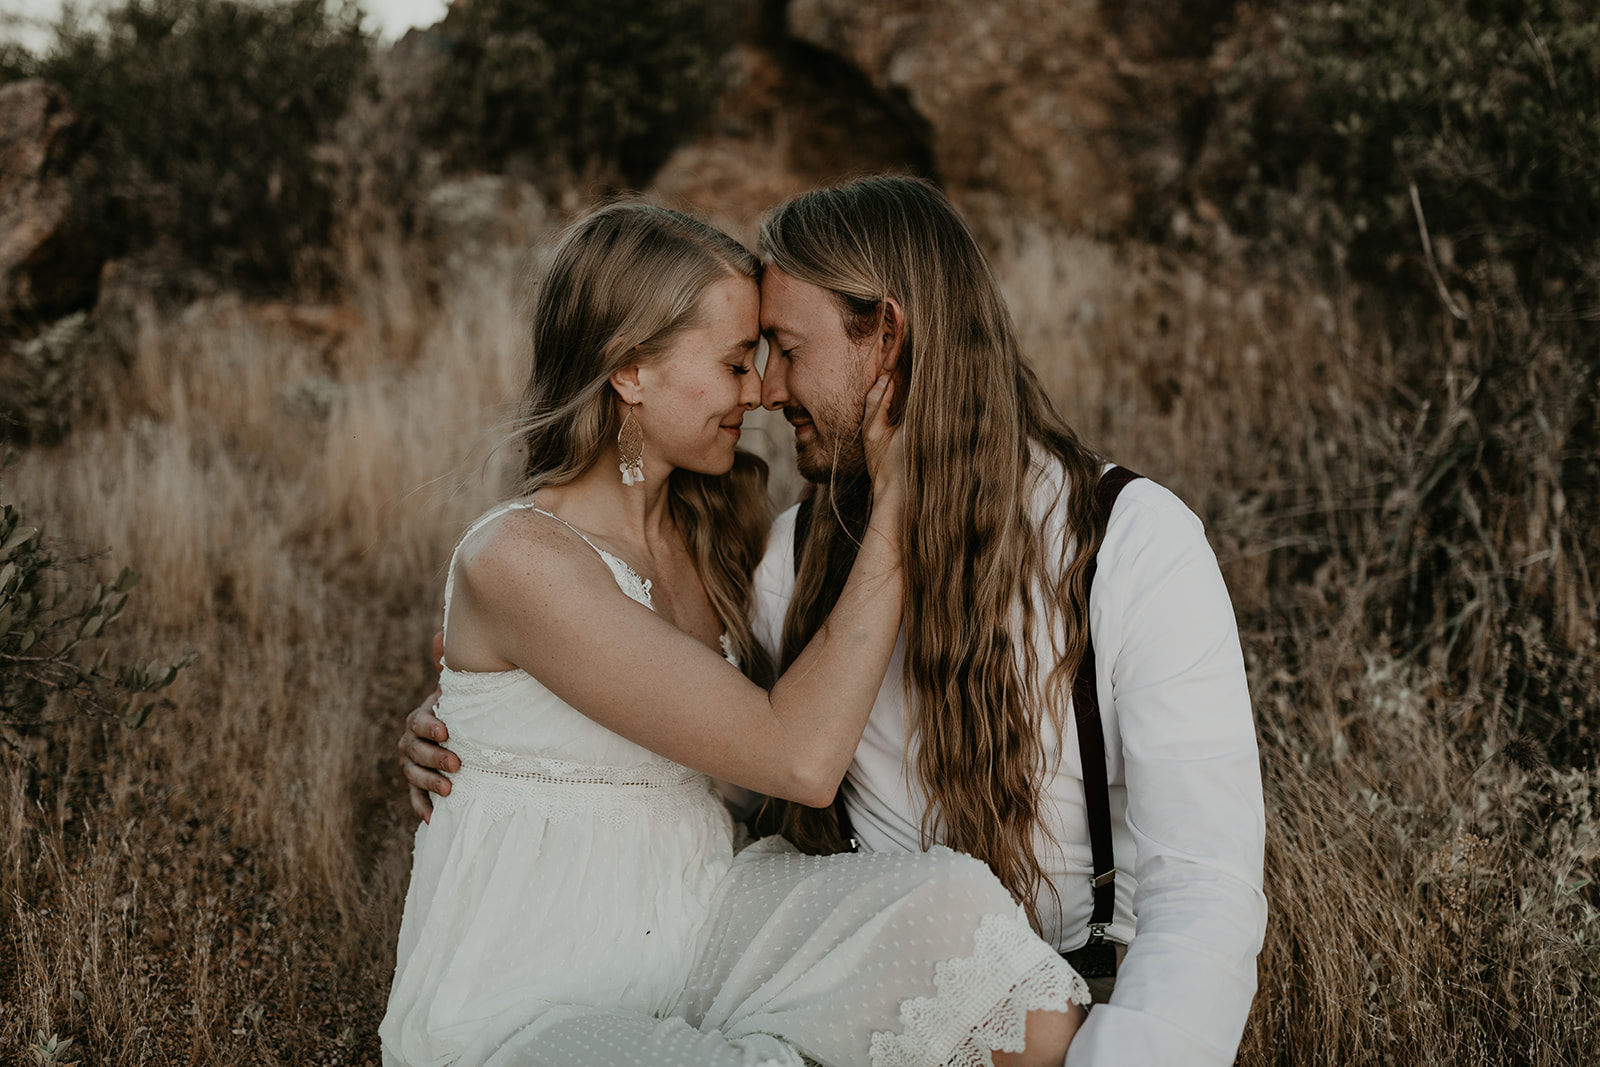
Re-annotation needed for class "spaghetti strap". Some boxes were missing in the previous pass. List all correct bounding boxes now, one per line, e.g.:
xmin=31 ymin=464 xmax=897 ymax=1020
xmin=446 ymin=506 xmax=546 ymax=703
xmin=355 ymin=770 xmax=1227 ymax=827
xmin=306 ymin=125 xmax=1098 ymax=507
xmin=528 ymin=507 xmax=607 ymax=558
xmin=441 ymin=501 xmax=545 ymax=645
xmin=440 ymin=503 xmax=655 ymax=647
xmin=528 ymin=507 xmax=655 ymax=609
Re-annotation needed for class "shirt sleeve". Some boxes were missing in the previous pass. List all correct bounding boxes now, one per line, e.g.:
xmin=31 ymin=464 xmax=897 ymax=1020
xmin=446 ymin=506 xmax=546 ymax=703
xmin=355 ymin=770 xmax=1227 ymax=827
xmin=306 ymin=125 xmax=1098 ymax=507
xmin=1065 ymin=484 xmax=1267 ymax=1067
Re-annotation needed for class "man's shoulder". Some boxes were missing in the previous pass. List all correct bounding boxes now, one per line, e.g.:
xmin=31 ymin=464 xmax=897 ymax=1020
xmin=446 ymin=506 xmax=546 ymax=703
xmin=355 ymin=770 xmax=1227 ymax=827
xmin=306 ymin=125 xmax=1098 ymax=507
xmin=1106 ymin=472 xmax=1202 ymax=530
xmin=1022 ymin=454 xmax=1213 ymax=592
xmin=1095 ymin=472 xmax=1226 ymax=614
xmin=1103 ymin=473 xmax=1206 ymax=549
xmin=1024 ymin=451 xmax=1200 ymax=537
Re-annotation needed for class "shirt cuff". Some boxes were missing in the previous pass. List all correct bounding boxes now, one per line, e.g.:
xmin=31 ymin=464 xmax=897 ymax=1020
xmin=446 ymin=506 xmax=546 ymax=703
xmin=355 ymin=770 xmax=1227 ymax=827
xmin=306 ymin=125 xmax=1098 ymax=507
xmin=1064 ymin=1001 xmax=1239 ymax=1067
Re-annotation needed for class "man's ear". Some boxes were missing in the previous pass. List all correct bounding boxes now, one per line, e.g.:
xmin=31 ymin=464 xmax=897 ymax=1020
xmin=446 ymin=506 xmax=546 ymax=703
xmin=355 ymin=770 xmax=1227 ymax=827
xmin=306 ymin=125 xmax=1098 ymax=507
xmin=876 ymin=298 xmax=907 ymax=376
xmin=877 ymin=298 xmax=910 ymax=422
xmin=609 ymin=363 xmax=644 ymax=406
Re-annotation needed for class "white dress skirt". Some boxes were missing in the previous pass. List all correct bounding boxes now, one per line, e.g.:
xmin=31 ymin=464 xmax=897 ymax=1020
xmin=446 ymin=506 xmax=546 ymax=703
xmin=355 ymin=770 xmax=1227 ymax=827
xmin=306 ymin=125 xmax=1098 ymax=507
xmin=379 ymin=504 xmax=1089 ymax=1067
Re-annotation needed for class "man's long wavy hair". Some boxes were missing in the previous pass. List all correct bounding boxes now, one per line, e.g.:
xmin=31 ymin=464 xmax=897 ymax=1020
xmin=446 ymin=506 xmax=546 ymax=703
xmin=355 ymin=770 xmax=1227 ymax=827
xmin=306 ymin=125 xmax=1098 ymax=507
xmin=516 ymin=201 xmax=774 ymax=685
xmin=762 ymin=176 xmax=1106 ymax=931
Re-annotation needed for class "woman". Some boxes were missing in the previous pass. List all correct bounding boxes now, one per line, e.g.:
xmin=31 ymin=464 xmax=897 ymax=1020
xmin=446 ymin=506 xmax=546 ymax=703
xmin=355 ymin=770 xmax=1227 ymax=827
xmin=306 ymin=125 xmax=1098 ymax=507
xmin=380 ymin=202 xmax=1088 ymax=1067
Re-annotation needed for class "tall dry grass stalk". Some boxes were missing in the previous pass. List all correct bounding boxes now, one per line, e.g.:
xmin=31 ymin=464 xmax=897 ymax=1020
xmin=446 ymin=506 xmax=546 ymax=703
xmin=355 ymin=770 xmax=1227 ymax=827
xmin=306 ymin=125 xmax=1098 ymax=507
xmin=1 ymin=204 xmax=1594 ymax=1063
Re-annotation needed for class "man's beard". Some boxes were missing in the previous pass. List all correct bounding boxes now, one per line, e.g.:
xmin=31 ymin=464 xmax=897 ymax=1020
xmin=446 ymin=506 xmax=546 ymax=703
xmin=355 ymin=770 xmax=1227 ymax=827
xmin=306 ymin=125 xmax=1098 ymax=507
xmin=790 ymin=406 xmax=867 ymax=483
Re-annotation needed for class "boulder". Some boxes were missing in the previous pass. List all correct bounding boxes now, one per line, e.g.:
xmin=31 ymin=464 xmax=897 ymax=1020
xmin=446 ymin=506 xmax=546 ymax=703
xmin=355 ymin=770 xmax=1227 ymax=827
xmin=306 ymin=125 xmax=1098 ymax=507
xmin=0 ymin=79 xmax=103 ymax=333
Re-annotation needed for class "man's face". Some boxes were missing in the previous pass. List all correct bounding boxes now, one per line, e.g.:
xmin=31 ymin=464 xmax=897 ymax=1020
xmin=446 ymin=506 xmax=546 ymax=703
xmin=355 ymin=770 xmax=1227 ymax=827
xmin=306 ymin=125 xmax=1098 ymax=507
xmin=759 ymin=265 xmax=877 ymax=482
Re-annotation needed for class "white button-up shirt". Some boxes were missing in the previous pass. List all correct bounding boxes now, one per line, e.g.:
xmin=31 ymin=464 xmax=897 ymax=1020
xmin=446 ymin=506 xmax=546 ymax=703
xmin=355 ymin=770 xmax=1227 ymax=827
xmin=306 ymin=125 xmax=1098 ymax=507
xmin=751 ymin=454 xmax=1268 ymax=1066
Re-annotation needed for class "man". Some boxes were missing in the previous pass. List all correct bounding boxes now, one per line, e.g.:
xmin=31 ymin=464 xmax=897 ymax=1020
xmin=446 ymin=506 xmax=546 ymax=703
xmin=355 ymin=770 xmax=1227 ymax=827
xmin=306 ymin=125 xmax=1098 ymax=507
xmin=402 ymin=176 xmax=1266 ymax=1065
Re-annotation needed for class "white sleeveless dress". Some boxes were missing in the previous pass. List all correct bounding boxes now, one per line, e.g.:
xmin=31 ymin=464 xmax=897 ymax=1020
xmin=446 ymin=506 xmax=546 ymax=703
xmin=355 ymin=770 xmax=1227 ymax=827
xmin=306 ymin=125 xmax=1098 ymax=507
xmin=380 ymin=502 xmax=1089 ymax=1067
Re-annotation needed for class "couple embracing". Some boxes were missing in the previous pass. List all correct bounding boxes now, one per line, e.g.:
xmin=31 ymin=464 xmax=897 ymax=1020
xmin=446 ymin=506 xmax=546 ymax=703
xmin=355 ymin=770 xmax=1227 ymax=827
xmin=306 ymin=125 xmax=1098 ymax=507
xmin=384 ymin=176 xmax=1267 ymax=1067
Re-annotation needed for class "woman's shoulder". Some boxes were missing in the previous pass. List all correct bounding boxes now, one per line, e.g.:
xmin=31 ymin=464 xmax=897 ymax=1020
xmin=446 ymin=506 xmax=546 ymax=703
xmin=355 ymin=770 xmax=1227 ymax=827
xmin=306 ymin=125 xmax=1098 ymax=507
xmin=454 ymin=503 xmax=605 ymax=602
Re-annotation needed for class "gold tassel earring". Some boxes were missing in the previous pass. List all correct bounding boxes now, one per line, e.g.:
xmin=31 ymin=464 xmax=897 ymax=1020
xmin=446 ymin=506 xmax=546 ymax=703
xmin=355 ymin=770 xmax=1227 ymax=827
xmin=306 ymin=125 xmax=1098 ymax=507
xmin=617 ymin=403 xmax=644 ymax=486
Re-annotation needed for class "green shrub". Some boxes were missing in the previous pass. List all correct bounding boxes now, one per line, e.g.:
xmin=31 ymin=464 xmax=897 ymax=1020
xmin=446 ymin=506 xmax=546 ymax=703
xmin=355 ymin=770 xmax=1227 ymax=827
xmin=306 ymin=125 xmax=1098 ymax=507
xmin=0 ymin=465 xmax=192 ymax=731
xmin=0 ymin=0 xmax=373 ymax=291
xmin=1207 ymin=0 xmax=1600 ymax=311
xmin=423 ymin=0 xmax=738 ymax=187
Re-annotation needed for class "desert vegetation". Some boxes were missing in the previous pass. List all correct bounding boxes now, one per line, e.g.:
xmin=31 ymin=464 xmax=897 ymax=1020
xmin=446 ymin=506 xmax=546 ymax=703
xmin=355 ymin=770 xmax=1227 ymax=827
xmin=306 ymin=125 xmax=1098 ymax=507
xmin=1 ymin=1 xmax=1595 ymax=1064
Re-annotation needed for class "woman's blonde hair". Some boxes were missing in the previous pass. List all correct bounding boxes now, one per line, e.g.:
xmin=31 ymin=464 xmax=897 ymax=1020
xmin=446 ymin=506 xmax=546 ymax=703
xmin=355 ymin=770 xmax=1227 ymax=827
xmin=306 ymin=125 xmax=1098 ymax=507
xmin=518 ymin=201 xmax=774 ymax=684
xmin=761 ymin=176 xmax=1106 ymax=932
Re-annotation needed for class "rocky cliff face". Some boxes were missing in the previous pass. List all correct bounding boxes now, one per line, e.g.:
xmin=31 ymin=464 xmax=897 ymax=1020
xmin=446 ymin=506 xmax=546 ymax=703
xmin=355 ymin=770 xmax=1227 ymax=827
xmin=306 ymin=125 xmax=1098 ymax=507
xmin=780 ymin=0 xmax=1230 ymax=232
xmin=655 ymin=0 xmax=1233 ymax=245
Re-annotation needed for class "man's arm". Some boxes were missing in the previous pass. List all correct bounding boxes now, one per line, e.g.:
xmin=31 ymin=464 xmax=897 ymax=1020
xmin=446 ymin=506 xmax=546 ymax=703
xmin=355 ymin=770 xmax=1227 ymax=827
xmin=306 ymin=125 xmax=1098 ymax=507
xmin=1066 ymin=484 xmax=1267 ymax=1067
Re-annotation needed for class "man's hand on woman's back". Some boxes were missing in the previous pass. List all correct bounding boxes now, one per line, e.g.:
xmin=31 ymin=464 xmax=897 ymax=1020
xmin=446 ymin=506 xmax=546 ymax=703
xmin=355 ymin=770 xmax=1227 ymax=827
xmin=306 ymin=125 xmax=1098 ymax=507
xmin=399 ymin=632 xmax=460 ymax=822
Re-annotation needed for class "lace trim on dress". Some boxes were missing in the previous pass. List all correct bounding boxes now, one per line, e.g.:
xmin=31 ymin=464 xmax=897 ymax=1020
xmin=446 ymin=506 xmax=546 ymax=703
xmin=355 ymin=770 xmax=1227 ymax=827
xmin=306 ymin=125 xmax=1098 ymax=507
xmin=448 ymin=738 xmax=699 ymax=785
xmin=443 ymin=737 xmax=720 ymax=826
xmin=601 ymin=554 xmax=653 ymax=607
xmin=867 ymin=912 xmax=1092 ymax=1067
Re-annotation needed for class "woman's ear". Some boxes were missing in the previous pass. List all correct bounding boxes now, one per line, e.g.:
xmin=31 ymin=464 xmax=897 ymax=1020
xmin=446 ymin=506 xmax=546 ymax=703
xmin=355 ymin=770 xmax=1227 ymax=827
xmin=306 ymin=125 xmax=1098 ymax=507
xmin=609 ymin=363 xmax=644 ymax=406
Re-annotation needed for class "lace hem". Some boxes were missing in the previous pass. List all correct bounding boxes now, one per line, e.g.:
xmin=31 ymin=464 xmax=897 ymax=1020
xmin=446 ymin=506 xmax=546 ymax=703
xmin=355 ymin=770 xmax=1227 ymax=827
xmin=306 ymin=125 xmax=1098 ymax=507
xmin=868 ymin=913 xmax=1091 ymax=1067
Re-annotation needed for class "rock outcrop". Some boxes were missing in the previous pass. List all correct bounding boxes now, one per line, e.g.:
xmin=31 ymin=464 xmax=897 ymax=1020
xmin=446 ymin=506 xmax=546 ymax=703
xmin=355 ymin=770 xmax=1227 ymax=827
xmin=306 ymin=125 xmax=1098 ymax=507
xmin=782 ymin=0 xmax=1231 ymax=232
xmin=0 ymin=79 xmax=103 ymax=333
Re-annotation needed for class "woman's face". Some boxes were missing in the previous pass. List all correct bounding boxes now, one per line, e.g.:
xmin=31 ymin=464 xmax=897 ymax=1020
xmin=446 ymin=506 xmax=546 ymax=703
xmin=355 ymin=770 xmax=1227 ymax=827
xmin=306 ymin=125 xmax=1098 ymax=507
xmin=633 ymin=275 xmax=762 ymax=476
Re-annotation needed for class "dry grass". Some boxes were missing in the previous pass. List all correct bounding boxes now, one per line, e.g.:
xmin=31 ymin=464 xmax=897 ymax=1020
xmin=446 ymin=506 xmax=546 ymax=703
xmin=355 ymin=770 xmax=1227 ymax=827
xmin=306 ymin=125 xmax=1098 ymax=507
xmin=1 ymin=226 xmax=533 ymax=1063
xmin=992 ymin=218 xmax=1598 ymax=1065
xmin=1 ymin=201 xmax=1595 ymax=1065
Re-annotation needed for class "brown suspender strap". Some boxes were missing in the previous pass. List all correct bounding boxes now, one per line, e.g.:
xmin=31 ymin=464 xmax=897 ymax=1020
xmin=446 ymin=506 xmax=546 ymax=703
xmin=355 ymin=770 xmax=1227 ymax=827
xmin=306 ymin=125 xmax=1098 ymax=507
xmin=1072 ymin=466 xmax=1142 ymax=935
